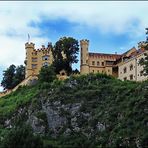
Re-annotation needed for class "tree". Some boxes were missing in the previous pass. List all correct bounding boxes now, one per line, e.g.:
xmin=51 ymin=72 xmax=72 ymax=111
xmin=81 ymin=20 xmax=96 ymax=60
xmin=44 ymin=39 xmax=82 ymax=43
xmin=52 ymin=37 xmax=79 ymax=75
xmin=13 ymin=65 xmax=25 ymax=87
xmin=38 ymin=65 xmax=57 ymax=83
xmin=139 ymin=45 xmax=148 ymax=76
xmin=139 ymin=28 xmax=148 ymax=76
xmin=1 ymin=125 xmax=43 ymax=148
xmin=1 ymin=65 xmax=25 ymax=90
xmin=1 ymin=64 xmax=16 ymax=90
xmin=72 ymin=69 xmax=80 ymax=74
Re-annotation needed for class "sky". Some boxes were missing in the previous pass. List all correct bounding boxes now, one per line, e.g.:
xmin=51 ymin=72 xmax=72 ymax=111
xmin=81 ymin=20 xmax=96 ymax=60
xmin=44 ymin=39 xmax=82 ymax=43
xmin=0 ymin=1 xmax=148 ymax=91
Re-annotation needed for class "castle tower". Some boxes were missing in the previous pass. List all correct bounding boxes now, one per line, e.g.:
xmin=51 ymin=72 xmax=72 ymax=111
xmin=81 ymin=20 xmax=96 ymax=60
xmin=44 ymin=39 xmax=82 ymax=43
xmin=25 ymin=42 xmax=35 ymax=78
xmin=80 ymin=39 xmax=89 ymax=74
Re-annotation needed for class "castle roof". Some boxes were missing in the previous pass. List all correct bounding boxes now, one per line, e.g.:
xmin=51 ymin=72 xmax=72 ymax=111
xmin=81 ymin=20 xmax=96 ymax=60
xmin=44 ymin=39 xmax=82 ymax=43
xmin=121 ymin=47 xmax=146 ymax=59
xmin=121 ymin=47 xmax=137 ymax=57
xmin=128 ymin=48 xmax=146 ymax=57
xmin=89 ymin=52 xmax=122 ymax=59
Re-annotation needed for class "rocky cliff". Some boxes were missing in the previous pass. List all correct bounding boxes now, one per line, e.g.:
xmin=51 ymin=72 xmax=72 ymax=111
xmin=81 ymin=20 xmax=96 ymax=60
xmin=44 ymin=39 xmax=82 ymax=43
xmin=0 ymin=73 xmax=147 ymax=147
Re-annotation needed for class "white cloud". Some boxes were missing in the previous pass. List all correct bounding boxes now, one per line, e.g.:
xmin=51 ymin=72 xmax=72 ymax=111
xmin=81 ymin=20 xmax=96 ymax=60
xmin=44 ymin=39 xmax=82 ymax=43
xmin=0 ymin=86 xmax=3 ymax=92
xmin=0 ymin=1 xmax=148 ymax=68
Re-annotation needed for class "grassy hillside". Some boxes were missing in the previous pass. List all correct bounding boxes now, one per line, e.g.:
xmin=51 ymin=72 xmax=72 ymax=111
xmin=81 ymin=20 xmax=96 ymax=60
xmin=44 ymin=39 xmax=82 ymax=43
xmin=0 ymin=73 xmax=147 ymax=148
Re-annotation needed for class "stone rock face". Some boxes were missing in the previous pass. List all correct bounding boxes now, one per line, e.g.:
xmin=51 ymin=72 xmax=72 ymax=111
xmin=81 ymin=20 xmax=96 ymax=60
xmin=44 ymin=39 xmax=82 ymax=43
xmin=28 ymin=115 xmax=45 ymax=134
xmin=43 ymin=105 xmax=67 ymax=136
xmin=2 ymin=96 xmax=105 ymax=138
xmin=25 ymin=99 xmax=102 ymax=138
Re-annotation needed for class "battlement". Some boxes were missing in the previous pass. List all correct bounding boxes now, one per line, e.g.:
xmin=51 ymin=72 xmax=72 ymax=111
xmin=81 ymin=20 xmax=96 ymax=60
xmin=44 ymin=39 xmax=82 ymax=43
xmin=25 ymin=42 xmax=35 ymax=49
xmin=26 ymin=42 xmax=52 ymax=52
xmin=80 ymin=39 xmax=89 ymax=45
xmin=31 ymin=48 xmax=51 ymax=56
xmin=138 ymin=41 xmax=148 ymax=48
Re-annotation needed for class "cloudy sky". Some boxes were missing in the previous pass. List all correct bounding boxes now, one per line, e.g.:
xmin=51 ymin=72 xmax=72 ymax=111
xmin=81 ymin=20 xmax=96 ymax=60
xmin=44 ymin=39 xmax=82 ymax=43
xmin=0 ymin=1 xmax=148 ymax=91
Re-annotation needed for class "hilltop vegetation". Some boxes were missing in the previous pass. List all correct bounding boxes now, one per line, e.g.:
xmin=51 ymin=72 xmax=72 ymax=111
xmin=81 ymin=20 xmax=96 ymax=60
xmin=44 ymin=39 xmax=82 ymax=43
xmin=1 ymin=65 xmax=25 ymax=90
xmin=0 ymin=73 xmax=148 ymax=148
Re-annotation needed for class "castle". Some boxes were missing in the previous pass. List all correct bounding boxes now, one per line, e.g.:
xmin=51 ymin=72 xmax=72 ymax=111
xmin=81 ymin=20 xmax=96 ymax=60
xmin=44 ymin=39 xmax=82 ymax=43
xmin=25 ymin=39 xmax=148 ymax=82
xmin=80 ymin=40 xmax=148 ymax=81
xmin=0 ymin=37 xmax=148 ymax=98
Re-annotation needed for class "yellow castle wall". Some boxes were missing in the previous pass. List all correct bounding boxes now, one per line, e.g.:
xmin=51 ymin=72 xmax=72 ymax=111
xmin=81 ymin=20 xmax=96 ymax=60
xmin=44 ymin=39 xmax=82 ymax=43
xmin=118 ymin=58 xmax=136 ymax=81
xmin=25 ymin=42 xmax=55 ymax=78
xmin=118 ymin=50 xmax=148 ymax=81
xmin=88 ymin=56 xmax=116 ymax=75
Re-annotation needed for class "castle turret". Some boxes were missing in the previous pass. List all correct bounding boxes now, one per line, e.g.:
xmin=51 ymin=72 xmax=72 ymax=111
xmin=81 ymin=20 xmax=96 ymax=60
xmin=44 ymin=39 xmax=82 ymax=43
xmin=25 ymin=42 xmax=35 ymax=78
xmin=80 ymin=39 xmax=89 ymax=74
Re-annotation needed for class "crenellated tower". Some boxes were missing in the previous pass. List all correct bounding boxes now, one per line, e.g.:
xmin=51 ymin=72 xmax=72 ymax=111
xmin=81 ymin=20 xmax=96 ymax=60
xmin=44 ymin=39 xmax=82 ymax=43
xmin=25 ymin=42 xmax=35 ymax=78
xmin=80 ymin=39 xmax=89 ymax=74
xmin=24 ymin=41 xmax=55 ymax=78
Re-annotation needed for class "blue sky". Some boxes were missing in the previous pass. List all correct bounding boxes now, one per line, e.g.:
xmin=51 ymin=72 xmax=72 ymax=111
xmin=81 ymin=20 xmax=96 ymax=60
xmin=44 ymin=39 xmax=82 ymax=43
xmin=0 ymin=1 xmax=148 ymax=91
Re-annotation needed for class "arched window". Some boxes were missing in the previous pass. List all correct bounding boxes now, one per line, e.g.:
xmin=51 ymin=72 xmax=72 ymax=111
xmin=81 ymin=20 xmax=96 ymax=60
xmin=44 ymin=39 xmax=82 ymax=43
xmin=130 ymin=64 xmax=133 ymax=71
xmin=42 ymin=62 xmax=49 ymax=67
xmin=42 ymin=55 xmax=49 ymax=61
xmin=32 ymin=64 xmax=37 ymax=69
xmin=140 ymin=71 xmax=143 ymax=76
xmin=123 ymin=67 xmax=127 ymax=73
xmin=92 ymin=61 xmax=95 ymax=65
xmin=124 ymin=77 xmax=127 ymax=81
xmin=130 ymin=74 xmax=133 ymax=80
xmin=97 ymin=61 xmax=100 ymax=66
xmin=32 ymin=57 xmax=37 ymax=62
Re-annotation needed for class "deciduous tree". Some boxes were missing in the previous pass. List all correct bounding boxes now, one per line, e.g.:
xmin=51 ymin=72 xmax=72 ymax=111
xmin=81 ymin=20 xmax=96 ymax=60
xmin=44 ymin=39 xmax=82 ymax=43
xmin=38 ymin=65 xmax=57 ymax=83
xmin=52 ymin=37 xmax=79 ymax=75
xmin=1 ymin=65 xmax=25 ymax=90
xmin=139 ymin=45 xmax=148 ymax=76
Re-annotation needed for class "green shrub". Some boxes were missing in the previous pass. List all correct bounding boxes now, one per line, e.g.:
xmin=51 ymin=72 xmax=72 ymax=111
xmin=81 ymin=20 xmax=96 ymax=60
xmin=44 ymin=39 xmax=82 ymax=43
xmin=38 ymin=65 xmax=57 ymax=83
xmin=1 ymin=124 xmax=43 ymax=148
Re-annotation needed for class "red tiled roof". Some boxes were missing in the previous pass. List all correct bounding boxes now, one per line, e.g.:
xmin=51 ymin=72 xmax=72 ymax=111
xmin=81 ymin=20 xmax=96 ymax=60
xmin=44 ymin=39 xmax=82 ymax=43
xmin=130 ymin=48 xmax=145 ymax=57
xmin=89 ymin=46 xmax=146 ymax=64
xmin=89 ymin=52 xmax=122 ymax=59
xmin=122 ymin=47 xmax=136 ymax=56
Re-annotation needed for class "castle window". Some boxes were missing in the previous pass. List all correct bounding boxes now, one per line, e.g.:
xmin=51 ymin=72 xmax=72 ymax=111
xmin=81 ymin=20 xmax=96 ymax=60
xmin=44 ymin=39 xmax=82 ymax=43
xmin=32 ymin=57 xmax=37 ymax=62
xmin=123 ymin=67 xmax=127 ymax=73
xmin=92 ymin=70 xmax=94 ymax=73
xmin=42 ymin=62 xmax=49 ymax=67
xmin=62 ymin=72 xmax=65 ymax=76
xmin=42 ymin=55 xmax=49 ymax=61
xmin=86 ymin=60 xmax=88 ymax=64
xmin=102 ymin=62 xmax=104 ymax=66
xmin=92 ymin=61 xmax=95 ymax=65
xmin=130 ymin=74 xmax=133 ymax=80
xmin=32 ymin=64 xmax=37 ymax=69
xmin=106 ymin=61 xmax=114 ymax=65
xmin=97 ymin=70 xmax=99 ymax=73
xmin=123 ymin=77 xmax=127 ymax=81
xmin=140 ymin=71 xmax=143 ymax=76
xmin=97 ymin=61 xmax=100 ymax=66
xmin=130 ymin=64 xmax=133 ymax=71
